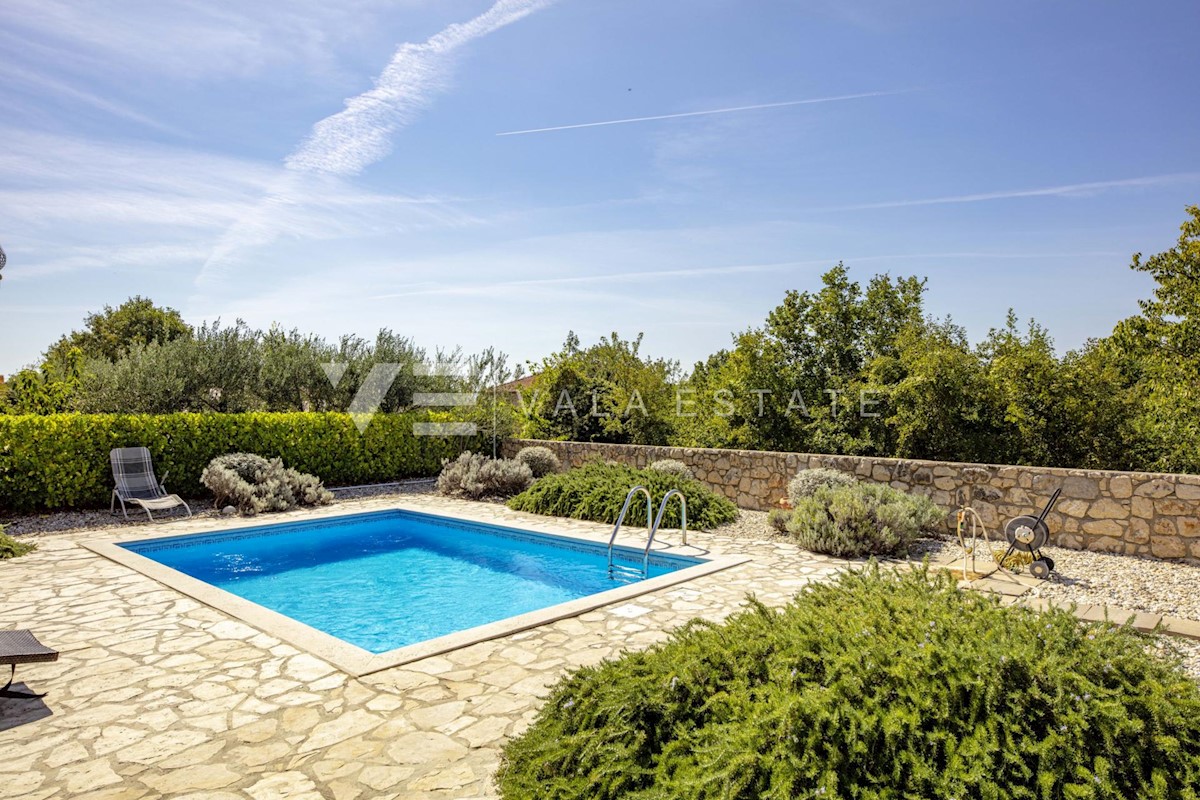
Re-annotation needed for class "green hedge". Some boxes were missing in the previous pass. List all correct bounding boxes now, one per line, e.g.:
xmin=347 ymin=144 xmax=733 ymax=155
xmin=0 ymin=412 xmax=483 ymax=511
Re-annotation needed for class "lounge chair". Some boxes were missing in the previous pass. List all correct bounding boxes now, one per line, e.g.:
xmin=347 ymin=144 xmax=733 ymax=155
xmin=0 ymin=630 xmax=59 ymax=699
xmin=110 ymin=447 xmax=193 ymax=521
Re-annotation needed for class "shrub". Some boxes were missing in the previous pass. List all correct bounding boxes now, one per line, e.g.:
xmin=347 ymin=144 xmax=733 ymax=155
xmin=497 ymin=566 xmax=1200 ymax=800
xmin=0 ymin=526 xmax=35 ymax=559
xmin=513 ymin=446 xmax=561 ymax=478
xmin=200 ymin=453 xmax=334 ymax=515
xmin=647 ymin=458 xmax=693 ymax=479
xmin=787 ymin=482 xmax=944 ymax=558
xmin=0 ymin=411 xmax=481 ymax=511
xmin=766 ymin=507 xmax=792 ymax=533
xmin=437 ymin=452 xmax=533 ymax=499
xmin=786 ymin=467 xmax=856 ymax=507
xmin=507 ymin=460 xmax=738 ymax=529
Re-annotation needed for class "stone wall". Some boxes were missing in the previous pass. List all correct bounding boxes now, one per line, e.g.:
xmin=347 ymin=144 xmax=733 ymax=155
xmin=502 ymin=439 xmax=1200 ymax=562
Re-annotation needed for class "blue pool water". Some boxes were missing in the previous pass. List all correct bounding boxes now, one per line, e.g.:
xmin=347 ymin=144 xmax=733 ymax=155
xmin=122 ymin=510 xmax=701 ymax=654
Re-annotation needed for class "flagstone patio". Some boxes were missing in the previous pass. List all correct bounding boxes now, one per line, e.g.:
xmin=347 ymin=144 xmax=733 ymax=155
xmin=0 ymin=496 xmax=850 ymax=800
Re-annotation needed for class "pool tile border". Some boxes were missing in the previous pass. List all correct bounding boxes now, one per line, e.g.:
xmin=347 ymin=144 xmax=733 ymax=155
xmin=81 ymin=504 xmax=749 ymax=677
xmin=121 ymin=506 xmax=698 ymax=570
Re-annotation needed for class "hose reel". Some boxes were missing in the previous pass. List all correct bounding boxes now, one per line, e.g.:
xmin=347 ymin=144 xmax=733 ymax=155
xmin=999 ymin=488 xmax=1061 ymax=579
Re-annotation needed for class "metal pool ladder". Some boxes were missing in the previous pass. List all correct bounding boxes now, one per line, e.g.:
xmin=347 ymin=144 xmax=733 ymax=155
xmin=607 ymin=486 xmax=688 ymax=581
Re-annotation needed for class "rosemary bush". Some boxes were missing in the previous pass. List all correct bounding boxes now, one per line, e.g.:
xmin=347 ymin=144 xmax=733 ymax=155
xmin=786 ymin=467 xmax=856 ymax=507
xmin=498 ymin=566 xmax=1200 ymax=800
xmin=506 ymin=460 xmax=737 ymax=530
xmin=647 ymin=458 xmax=693 ymax=480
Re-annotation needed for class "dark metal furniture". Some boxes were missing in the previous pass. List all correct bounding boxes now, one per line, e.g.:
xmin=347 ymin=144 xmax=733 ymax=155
xmin=0 ymin=630 xmax=59 ymax=700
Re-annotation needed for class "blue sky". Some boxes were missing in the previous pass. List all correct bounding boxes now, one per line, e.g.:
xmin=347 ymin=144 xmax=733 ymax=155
xmin=1 ymin=0 xmax=1198 ymax=375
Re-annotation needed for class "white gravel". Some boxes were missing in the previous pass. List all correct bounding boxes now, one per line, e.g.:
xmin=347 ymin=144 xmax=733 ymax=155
xmin=712 ymin=509 xmax=780 ymax=540
xmin=920 ymin=538 xmax=1200 ymax=623
xmin=1 ymin=479 xmax=437 ymax=539
xmin=1148 ymin=635 xmax=1200 ymax=681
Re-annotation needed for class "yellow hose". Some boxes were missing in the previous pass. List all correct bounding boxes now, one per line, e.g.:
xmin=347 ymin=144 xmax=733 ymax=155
xmin=954 ymin=505 xmax=1009 ymax=580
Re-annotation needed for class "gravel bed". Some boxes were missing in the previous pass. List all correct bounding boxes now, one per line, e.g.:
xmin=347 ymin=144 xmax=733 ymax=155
xmin=1149 ymin=635 xmax=1200 ymax=681
xmin=1 ymin=503 xmax=217 ymax=538
xmin=328 ymin=478 xmax=436 ymax=501
xmin=2 ymin=479 xmax=437 ymax=539
xmin=922 ymin=538 xmax=1200 ymax=623
xmin=712 ymin=509 xmax=782 ymax=540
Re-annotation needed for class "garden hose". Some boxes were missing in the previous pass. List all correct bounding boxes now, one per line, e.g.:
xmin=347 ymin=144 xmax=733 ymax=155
xmin=954 ymin=505 xmax=1010 ymax=580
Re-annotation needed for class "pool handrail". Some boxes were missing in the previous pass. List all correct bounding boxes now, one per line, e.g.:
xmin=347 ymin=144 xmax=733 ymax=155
xmin=608 ymin=485 xmax=652 ymax=577
xmin=648 ymin=489 xmax=688 ymax=567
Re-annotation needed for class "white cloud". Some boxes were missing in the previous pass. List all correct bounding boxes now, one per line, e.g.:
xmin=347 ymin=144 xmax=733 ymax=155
xmin=0 ymin=129 xmax=276 ymax=194
xmin=2 ymin=243 xmax=213 ymax=283
xmin=0 ymin=62 xmax=182 ymax=135
xmin=0 ymin=0 xmax=410 ymax=80
xmin=372 ymin=259 xmax=828 ymax=299
xmin=0 ymin=129 xmax=472 ymax=286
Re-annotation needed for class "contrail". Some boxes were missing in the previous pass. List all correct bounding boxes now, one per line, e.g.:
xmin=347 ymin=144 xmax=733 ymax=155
xmin=291 ymin=0 xmax=560 ymax=174
xmin=197 ymin=0 xmax=557 ymax=285
xmin=811 ymin=172 xmax=1200 ymax=212
xmin=495 ymin=90 xmax=914 ymax=136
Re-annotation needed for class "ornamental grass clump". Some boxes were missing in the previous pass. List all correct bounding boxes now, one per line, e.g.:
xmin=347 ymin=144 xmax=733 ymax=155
xmin=513 ymin=446 xmax=561 ymax=478
xmin=506 ymin=460 xmax=737 ymax=530
xmin=787 ymin=482 xmax=944 ymax=558
xmin=437 ymin=451 xmax=533 ymax=499
xmin=200 ymin=452 xmax=333 ymax=516
xmin=497 ymin=566 xmax=1200 ymax=800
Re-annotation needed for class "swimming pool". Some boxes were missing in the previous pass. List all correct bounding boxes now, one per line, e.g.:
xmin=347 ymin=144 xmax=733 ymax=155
xmin=113 ymin=509 xmax=711 ymax=666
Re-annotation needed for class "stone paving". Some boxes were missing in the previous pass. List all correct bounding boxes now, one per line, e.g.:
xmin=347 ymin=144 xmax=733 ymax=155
xmin=0 ymin=495 xmax=851 ymax=799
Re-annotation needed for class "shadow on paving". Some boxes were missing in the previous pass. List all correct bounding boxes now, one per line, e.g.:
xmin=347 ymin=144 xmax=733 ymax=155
xmin=0 ymin=689 xmax=53 ymax=731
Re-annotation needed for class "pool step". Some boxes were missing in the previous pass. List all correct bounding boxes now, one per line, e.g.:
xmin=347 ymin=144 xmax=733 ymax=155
xmin=608 ymin=563 xmax=645 ymax=583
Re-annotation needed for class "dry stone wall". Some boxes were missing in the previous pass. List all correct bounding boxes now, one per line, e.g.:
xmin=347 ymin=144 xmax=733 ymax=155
xmin=503 ymin=439 xmax=1200 ymax=562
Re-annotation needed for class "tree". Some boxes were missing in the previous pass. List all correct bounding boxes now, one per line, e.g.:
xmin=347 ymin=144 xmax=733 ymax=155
xmin=887 ymin=321 xmax=1004 ymax=463
xmin=1100 ymin=206 xmax=1200 ymax=472
xmin=522 ymin=332 xmax=679 ymax=445
xmin=3 ymin=347 xmax=85 ymax=414
xmin=1124 ymin=205 xmax=1200 ymax=359
xmin=45 ymin=296 xmax=191 ymax=366
xmin=63 ymin=315 xmax=502 ymax=418
xmin=4 ymin=296 xmax=193 ymax=413
xmin=258 ymin=325 xmax=336 ymax=412
xmin=674 ymin=265 xmax=928 ymax=455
